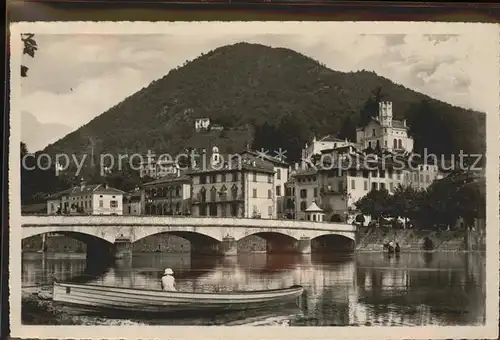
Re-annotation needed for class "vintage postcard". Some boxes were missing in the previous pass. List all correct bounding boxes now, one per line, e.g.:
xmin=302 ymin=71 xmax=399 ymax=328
xmin=8 ymin=21 xmax=500 ymax=339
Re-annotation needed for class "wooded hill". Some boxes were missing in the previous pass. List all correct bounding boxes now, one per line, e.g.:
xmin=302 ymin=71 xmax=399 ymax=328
xmin=40 ymin=42 xmax=485 ymax=165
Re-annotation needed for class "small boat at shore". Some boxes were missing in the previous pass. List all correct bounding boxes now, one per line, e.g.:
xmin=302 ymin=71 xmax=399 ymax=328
xmin=52 ymin=282 xmax=304 ymax=314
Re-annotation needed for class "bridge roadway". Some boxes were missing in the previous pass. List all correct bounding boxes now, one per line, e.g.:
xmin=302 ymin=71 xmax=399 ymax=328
xmin=21 ymin=216 xmax=357 ymax=259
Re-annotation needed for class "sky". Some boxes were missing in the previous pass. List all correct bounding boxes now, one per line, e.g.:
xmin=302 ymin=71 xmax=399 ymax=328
xmin=20 ymin=26 xmax=485 ymax=152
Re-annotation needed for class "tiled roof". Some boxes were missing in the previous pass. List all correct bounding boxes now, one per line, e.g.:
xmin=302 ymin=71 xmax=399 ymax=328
xmin=294 ymin=167 xmax=318 ymax=177
xmin=47 ymin=184 xmax=125 ymax=199
xmin=142 ymin=174 xmax=191 ymax=187
xmin=239 ymin=150 xmax=289 ymax=166
xmin=187 ymin=153 xmax=275 ymax=175
xmin=319 ymin=135 xmax=345 ymax=143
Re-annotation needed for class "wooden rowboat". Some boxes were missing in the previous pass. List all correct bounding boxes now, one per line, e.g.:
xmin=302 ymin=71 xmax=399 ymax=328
xmin=52 ymin=282 xmax=304 ymax=314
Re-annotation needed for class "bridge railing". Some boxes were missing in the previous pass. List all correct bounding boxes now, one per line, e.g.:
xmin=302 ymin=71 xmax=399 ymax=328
xmin=21 ymin=215 xmax=356 ymax=232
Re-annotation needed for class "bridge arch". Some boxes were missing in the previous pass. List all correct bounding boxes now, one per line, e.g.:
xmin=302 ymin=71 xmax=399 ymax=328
xmin=133 ymin=230 xmax=222 ymax=255
xmin=22 ymin=229 xmax=115 ymax=261
xmin=311 ymin=234 xmax=355 ymax=253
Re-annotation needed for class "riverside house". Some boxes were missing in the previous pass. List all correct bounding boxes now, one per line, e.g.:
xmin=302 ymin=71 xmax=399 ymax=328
xmin=140 ymin=174 xmax=192 ymax=215
xmin=188 ymin=151 xmax=276 ymax=219
xmin=46 ymin=180 xmax=125 ymax=215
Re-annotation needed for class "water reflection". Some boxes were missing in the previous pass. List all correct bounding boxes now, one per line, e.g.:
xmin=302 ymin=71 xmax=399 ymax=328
xmin=22 ymin=251 xmax=485 ymax=326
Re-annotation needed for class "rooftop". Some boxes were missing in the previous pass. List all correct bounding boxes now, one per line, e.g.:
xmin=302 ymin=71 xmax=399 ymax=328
xmin=142 ymin=174 xmax=191 ymax=187
xmin=47 ymin=183 xmax=125 ymax=200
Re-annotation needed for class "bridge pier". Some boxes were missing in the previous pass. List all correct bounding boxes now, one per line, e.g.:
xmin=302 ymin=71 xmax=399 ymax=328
xmin=297 ymin=237 xmax=312 ymax=254
xmin=113 ymin=237 xmax=133 ymax=259
xmin=220 ymin=236 xmax=237 ymax=256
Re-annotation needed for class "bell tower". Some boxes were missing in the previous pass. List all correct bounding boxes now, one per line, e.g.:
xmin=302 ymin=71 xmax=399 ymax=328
xmin=378 ymin=101 xmax=393 ymax=127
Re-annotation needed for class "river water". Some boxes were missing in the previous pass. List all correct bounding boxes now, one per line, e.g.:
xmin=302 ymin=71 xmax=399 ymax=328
xmin=22 ymin=251 xmax=485 ymax=326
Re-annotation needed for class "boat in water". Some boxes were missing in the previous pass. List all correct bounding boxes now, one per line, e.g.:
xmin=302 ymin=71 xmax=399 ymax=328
xmin=52 ymin=282 xmax=304 ymax=314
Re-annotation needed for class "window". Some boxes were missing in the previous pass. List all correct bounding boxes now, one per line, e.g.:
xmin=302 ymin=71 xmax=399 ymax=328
xmin=351 ymin=179 xmax=356 ymax=190
xmin=300 ymin=189 xmax=307 ymax=198
xmin=372 ymin=170 xmax=378 ymax=178
xmin=99 ymin=200 xmax=104 ymax=208
xmin=389 ymin=183 xmax=394 ymax=192
xmin=285 ymin=187 xmax=292 ymax=196
xmin=372 ymin=182 xmax=378 ymax=190
xmin=312 ymin=214 xmax=317 ymax=221
xmin=221 ymin=174 xmax=226 ymax=182
xmin=276 ymin=186 xmax=282 ymax=196
xmin=232 ymin=173 xmax=238 ymax=182
xmin=268 ymin=174 xmax=272 ymax=183
xmin=268 ymin=206 xmax=273 ymax=216
xmin=276 ymin=169 xmax=281 ymax=180
xmin=253 ymin=188 xmax=257 ymax=198
xmin=253 ymin=172 xmax=257 ymax=182
xmin=379 ymin=170 xmax=385 ymax=178
xmin=175 ymin=186 xmax=180 ymax=196
xmin=231 ymin=185 xmax=238 ymax=200
xmin=314 ymin=188 xmax=318 ymax=197
xmin=200 ymin=187 xmax=206 ymax=202
xmin=398 ymin=139 xmax=403 ymax=149
xmin=200 ymin=204 xmax=207 ymax=216
xmin=388 ymin=171 xmax=393 ymax=179
xmin=338 ymin=181 xmax=344 ymax=192
xmin=210 ymin=175 xmax=217 ymax=184
xmin=268 ymin=189 xmax=272 ymax=199
xmin=380 ymin=183 xmax=386 ymax=190
xmin=364 ymin=181 xmax=368 ymax=191
xmin=384 ymin=140 xmax=387 ymax=147
xmin=200 ymin=175 xmax=207 ymax=184
xmin=300 ymin=201 xmax=307 ymax=211
xmin=420 ymin=174 xmax=424 ymax=182
xmin=393 ymin=139 xmax=397 ymax=149
xmin=372 ymin=128 xmax=376 ymax=136
xmin=426 ymin=175 xmax=430 ymax=183
xmin=210 ymin=187 xmax=217 ymax=201
xmin=209 ymin=203 xmax=217 ymax=216
xmin=231 ymin=203 xmax=238 ymax=217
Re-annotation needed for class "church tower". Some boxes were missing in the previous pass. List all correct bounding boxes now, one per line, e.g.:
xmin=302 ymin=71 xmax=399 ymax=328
xmin=378 ymin=101 xmax=393 ymax=127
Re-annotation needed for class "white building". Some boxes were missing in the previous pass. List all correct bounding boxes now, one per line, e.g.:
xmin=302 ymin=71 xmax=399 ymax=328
xmin=239 ymin=149 xmax=289 ymax=218
xmin=46 ymin=181 xmax=125 ymax=215
xmin=189 ymin=151 xmax=276 ymax=219
xmin=356 ymin=101 xmax=414 ymax=153
xmin=302 ymin=135 xmax=354 ymax=160
xmin=195 ymin=117 xmax=211 ymax=131
xmin=139 ymin=156 xmax=178 ymax=179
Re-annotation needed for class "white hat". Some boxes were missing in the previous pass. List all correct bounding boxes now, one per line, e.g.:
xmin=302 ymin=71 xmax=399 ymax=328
xmin=164 ymin=268 xmax=173 ymax=275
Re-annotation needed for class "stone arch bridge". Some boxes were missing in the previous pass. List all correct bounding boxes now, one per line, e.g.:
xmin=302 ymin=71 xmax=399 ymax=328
xmin=22 ymin=216 xmax=357 ymax=259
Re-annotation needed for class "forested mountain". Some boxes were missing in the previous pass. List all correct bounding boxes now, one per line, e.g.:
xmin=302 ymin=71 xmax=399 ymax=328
xmin=40 ymin=42 xmax=484 ymax=165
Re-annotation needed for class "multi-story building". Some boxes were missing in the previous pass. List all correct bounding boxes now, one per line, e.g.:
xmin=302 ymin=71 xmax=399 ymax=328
xmin=139 ymin=156 xmax=178 ymax=179
xmin=123 ymin=188 xmax=142 ymax=215
xmin=302 ymin=135 xmax=354 ymax=160
xmin=46 ymin=180 xmax=124 ymax=215
xmin=294 ymin=168 xmax=320 ymax=220
xmin=194 ymin=117 xmax=211 ymax=131
xmin=188 ymin=152 xmax=276 ymax=219
xmin=284 ymin=177 xmax=297 ymax=219
xmin=141 ymin=174 xmax=191 ymax=215
xmin=356 ymin=101 xmax=414 ymax=153
xmin=239 ymin=149 xmax=289 ymax=218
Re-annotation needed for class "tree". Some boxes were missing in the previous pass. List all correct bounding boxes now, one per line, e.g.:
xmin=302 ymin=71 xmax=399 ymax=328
xmin=338 ymin=116 xmax=357 ymax=141
xmin=389 ymin=184 xmax=423 ymax=225
xmin=354 ymin=188 xmax=391 ymax=222
xmin=359 ymin=87 xmax=386 ymax=126
xmin=21 ymin=33 xmax=38 ymax=77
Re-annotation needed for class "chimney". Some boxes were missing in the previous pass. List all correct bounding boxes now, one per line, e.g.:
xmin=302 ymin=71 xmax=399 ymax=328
xmin=79 ymin=178 xmax=85 ymax=190
xmin=105 ymin=183 xmax=109 ymax=189
xmin=403 ymin=119 xmax=407 ymax=127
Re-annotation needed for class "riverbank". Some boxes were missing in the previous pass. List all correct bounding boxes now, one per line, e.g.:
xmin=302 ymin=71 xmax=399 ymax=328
xmin=22 ymin=288 xmax=145 ymax=325
xmin=356 ymin=227 xmax=485 ymax=252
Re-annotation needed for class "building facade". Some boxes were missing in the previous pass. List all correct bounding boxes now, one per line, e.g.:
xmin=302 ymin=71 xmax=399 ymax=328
xmin=195 ymin=117 xmax=211 ymax=131
xmin=141 ymin=175 xmax=191 ymax=215
xmin=239 ymin=150 xmax=289 ymax=218
xmin=46 ymin=181 xmax=124 ymax=215
xmin=302 ymin=135 xmax=353 ymax=160
xmin=189 ymin=153 xmax=276 ymax=219
xmin=356 ymin=101 xmax=414 ymax=153
xmin=123 ymin=188 xmax=142 ymax=215
xmin=139 ymin=156 xmax=178 ymax=179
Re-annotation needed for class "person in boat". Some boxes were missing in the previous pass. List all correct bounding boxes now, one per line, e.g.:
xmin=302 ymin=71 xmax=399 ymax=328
xmin=161 ymin=268 xmax=176 ymax=291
